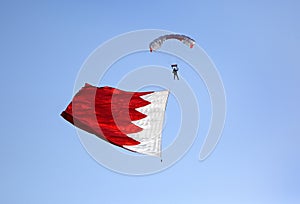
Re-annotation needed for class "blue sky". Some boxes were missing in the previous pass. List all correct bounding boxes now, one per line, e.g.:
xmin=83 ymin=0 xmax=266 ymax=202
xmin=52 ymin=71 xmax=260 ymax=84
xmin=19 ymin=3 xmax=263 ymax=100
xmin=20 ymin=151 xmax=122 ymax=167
xmin=1 ymin=0 xmax=300 ymax=203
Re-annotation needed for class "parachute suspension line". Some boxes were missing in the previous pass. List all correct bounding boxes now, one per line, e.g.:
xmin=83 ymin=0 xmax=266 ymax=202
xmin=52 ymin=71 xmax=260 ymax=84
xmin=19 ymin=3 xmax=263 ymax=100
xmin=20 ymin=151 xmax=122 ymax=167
xmin=149 ymin=33 xmax=195 ymax=70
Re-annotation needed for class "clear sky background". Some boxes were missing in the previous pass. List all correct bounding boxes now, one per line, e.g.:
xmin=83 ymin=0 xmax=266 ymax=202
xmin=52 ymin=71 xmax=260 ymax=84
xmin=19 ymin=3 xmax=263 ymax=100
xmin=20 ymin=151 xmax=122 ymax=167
xmin=1 ymin=0 xmax=300 ymax=203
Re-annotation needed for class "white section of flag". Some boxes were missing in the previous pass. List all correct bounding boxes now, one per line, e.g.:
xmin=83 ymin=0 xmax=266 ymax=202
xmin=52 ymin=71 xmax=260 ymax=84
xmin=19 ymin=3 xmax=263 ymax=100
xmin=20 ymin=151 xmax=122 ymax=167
xmin=124 ymin=90 xmax=169 ymax=157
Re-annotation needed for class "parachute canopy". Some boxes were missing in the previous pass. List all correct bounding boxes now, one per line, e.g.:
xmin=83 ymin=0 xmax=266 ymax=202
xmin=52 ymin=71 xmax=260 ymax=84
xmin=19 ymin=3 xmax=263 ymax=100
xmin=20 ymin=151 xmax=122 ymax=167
xmin=149 ymin=34 xmax=195 ymax=52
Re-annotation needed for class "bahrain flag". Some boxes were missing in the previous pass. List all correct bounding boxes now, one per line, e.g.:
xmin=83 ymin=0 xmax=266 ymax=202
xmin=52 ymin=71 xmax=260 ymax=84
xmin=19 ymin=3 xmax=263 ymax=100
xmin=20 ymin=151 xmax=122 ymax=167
xmin=61 ymin=83 xmax=169 ymax=157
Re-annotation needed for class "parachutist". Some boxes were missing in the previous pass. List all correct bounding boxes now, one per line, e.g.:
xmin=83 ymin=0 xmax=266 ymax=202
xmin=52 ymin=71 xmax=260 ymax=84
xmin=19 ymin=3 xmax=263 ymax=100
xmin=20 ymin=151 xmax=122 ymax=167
xmin=171 ymin=64 xmax=179 ymax=80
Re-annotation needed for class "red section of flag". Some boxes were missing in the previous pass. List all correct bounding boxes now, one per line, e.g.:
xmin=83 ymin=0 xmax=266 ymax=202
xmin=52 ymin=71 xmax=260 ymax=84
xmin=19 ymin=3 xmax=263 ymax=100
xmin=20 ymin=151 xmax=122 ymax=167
xmin=61 ymin=83 xmax=153 ymax=147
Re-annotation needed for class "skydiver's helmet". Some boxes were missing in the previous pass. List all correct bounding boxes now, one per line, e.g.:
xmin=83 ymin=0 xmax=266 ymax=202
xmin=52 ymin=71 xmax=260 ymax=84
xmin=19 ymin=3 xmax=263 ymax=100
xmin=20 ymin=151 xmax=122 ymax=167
xmin=171 ymin=64 xmax=178 ymax=71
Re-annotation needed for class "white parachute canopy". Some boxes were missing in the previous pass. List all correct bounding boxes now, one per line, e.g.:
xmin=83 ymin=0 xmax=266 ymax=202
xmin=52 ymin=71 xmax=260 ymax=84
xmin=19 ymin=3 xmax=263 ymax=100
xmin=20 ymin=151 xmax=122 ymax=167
xmin=149 ymin=34 xmax=196 ymax=52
